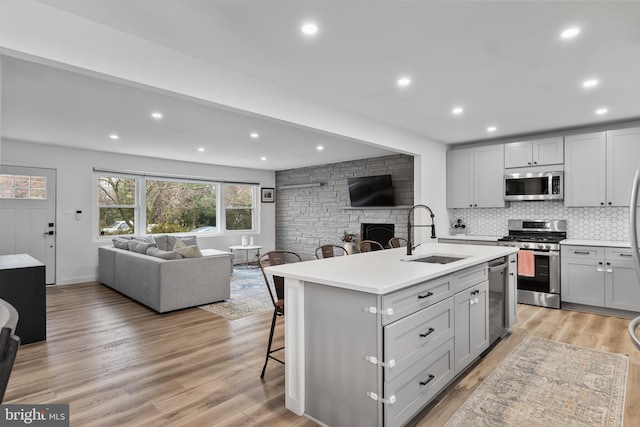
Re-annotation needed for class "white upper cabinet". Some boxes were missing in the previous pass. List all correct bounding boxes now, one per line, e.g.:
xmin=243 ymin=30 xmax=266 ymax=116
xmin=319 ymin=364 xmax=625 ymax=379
xmin=564 ymin=132 xmax=606 ymax=207
xmin=606 ymin=128 xmax=640 ymax=207
xmin=504 ymin=137 xmax=564 ymax=168
xmin=565 ymin=128 xmax=640 ymax=207
xmin=447 ymin=144 xmax=506 ymax=209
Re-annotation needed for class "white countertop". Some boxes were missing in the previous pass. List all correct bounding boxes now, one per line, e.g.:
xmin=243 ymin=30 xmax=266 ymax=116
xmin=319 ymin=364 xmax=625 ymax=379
xmin=439 ymin=234 xmax=501 ymax=241
xmin=265 ymin=243 xmax=518 ymax=295
xmin=561 ymin=239 xmax=631 ymax=248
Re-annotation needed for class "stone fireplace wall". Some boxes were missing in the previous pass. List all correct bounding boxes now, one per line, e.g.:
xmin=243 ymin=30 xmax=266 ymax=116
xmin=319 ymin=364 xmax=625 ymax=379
xmin=275 ymin=154 xmax=414 ymax=260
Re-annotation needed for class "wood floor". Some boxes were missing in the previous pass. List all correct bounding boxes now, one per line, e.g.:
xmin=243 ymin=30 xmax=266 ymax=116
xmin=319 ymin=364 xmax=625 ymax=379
xmin=5 ymin=283 xmax=640 ymax=426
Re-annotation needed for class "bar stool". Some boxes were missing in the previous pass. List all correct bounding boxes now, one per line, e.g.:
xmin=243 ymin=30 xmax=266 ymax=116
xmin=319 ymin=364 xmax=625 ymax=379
xmin=357 ymin=240 xmax=384 ymax=253
xmin=258 ymin=250 xmax=302 ymax=378
xmin=315 ymin=245 xmax=349 ymax=259
xmin=388 ymin=237 xmax=408 ymax=248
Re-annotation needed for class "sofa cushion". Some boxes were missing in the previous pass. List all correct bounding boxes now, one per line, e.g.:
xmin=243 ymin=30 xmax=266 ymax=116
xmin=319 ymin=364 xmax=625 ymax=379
xmin=146 ymin=247 xmax=183 ymax=260
xmin=174 ymin=239 xmax=203 ymax=258
xmin=168 ymin=235 xmax=198 ymax=250
xmin=128 ymin=241 xmax=157 ymax=254
xmin=112 ymin=237 xmax=131 ymax=250
xmin=154 ymin=235 xmax=169 ymax=251
xmin=135 ymin=236 xmax=156 ymax=244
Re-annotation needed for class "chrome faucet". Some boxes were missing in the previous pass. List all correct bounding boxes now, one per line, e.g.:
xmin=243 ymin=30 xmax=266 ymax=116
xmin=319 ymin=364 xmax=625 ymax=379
xmin=407 ymin=204 xmax=436 ymax=255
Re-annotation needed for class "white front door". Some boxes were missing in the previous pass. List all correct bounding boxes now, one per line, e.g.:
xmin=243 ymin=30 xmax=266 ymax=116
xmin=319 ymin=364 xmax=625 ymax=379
xmin=0 ymin=165 xmax=57 ymax=284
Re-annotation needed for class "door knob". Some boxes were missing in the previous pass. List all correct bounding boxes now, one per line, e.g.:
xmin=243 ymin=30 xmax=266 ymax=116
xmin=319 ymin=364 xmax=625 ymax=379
xmin=43 ymin=231 xmax=55 ymax=235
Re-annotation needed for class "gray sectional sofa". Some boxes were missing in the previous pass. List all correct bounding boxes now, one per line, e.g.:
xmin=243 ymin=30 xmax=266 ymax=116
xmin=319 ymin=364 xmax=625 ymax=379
xmin=98 ymin=237 xmax=233 ymax=313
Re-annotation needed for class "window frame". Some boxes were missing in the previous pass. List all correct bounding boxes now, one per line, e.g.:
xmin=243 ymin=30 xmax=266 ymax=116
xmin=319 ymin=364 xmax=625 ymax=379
xmin=94 ymin=172 xmax=260 ymax=239
xmin=222 ymin=183 xmax=258 ymax=234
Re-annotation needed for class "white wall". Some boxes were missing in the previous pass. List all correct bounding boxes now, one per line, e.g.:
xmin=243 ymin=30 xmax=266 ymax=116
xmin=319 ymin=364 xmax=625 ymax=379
xmin=2 ymin=139 xmax=275 ymax=285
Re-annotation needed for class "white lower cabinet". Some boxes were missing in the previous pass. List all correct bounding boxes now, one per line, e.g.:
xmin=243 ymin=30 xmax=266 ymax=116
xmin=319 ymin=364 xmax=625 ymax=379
xmin=561 ymin=245 xmax=640 ymax=312
xmin=453 ymin=280 xmax=489 ymax=374
xmin=302 ymin=263 xmax=498 ymax=427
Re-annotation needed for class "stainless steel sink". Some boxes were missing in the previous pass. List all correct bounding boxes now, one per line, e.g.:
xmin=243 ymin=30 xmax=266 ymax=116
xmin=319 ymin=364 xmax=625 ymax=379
xmin=408 ymin=255 xmax=468 ymax=264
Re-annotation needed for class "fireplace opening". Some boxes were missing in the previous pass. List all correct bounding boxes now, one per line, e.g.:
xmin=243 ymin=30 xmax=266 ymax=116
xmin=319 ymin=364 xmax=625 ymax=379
xmin=361 ymin=223 xmax=395 ymax=250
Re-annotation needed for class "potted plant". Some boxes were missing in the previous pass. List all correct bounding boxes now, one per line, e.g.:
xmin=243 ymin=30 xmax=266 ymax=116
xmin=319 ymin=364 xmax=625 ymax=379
xmin=341 ymin=231 xmax=356 ymax=254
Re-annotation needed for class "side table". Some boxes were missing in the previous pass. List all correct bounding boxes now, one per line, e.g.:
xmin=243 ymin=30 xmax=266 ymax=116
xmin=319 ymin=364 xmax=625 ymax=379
xmin=229 ymin=245 xmax=262 ymax=269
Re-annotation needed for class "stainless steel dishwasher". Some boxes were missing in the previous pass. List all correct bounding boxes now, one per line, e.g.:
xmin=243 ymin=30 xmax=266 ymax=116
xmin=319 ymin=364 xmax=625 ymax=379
xmin=488 ymin=257 xmax=508 ymax=344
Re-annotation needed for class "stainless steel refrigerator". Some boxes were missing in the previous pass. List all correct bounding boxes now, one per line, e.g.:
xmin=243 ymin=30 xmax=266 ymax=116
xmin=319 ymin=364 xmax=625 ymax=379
xmin=629 ymin=166 xmax=640 ymax=349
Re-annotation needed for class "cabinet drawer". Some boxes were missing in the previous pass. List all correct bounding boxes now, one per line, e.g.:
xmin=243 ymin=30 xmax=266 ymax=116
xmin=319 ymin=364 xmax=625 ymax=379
xmin=605 ymin=247 xmax=634 ymax=262
xmin=381 ymin=275 xmax=453 ymax=325
xmin=561 ymin=245 xmax=604 ymax=260
xmin=384 ymin=338 xmax=455 ymax=427
xmin=383 ymin=298 xmax=453 ymax=382
xmin=452 ymin=264 xmax=487 ymax=292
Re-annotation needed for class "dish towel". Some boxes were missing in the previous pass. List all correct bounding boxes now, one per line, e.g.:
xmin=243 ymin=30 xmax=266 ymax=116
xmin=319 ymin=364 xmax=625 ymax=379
xmin=518 ymin=250 xmax=535 ymax=277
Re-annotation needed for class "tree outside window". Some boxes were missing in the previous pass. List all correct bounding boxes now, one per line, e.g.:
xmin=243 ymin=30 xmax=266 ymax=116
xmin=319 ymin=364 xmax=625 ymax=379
xmin=146 ymin=180 xmax=217 ymax=234
xmin=225 ymin=184 xmax=254 ymax=231
xmin=98 ymin=176 xmax=136 ymax=236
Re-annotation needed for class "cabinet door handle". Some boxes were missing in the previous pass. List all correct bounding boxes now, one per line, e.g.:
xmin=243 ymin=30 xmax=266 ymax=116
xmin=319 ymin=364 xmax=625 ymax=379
xmin=420 ymin=328 xmax=435 ymax=338
xmin=620 ymin=253 xmax=633 ymax=257
xmin=419 ymin=374 xmax=435 ymax=386
xmin=418 ymin=292 xmax=434 ymax=299
xmin=573 ymin=251 xmax=590 ymax=255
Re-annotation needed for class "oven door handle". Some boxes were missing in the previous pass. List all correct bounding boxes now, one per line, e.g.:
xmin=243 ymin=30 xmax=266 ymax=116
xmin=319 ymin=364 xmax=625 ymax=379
xmin=525 ymin=251 xmax=559 ymax=257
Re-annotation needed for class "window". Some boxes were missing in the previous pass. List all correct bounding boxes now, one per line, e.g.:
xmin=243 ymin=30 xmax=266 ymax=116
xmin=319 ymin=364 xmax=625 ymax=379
xmin=224 ymin=184 xmax=255 ymax=231
xmin=0 ymin=174 xmax=47 ymax=199
xmin=96 ymin=173 xmax=258 ymax=238
xmin=146 ymin=179 xmax=217 ymax=234
xmin=97 ymin=176 xmax=136 ymax=236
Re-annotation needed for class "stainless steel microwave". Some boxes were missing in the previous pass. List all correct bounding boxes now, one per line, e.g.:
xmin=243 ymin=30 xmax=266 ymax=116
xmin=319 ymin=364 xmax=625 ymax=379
xmin=504 ymin=170 xmax=563 ymax=201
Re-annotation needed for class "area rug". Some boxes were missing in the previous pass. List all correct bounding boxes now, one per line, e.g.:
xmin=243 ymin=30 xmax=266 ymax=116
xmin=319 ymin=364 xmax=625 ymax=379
xmin=444 ymin=336 xmax=628 ymax=427
xmin=198 ymin=267 xmax=272 ymax=320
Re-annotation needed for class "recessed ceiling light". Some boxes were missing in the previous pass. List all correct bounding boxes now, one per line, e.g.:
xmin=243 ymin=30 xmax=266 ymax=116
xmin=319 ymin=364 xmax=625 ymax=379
xmin=250 ymin=132 xmax=259 ymax=139
xmin=487 ymin=126 xmax=497 ymax=132
xmin=316 ymin=145 xmax=324 ymax=151
xmin=595 ymin=108 xmax=608 ymax=115
xmin=583 ymin=79 xmax=599 ymax=88
xmin=397 ymin=77 xmax=411 ymax=87
xmin=151 ymin=112 xmax=163 ymax=119
xmin=197 ymin=147 xmax=205 ymax=152
xmin=109 ymin=134 xmax=119 ymax=140
xmin=561 ymin=27 xmax=580 ymax=39
xmin=301 ymin=23 xmax=318 ymax=35
xmin=261 ymin=156 xmax=267 ymax=161
xmin=452 ymin=107 xmax=464 ymax=115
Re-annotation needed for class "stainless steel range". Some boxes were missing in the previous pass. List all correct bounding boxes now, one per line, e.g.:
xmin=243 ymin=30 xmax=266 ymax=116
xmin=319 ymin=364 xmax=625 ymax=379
xmin=497 ymin=219 xmax=567 ymax=309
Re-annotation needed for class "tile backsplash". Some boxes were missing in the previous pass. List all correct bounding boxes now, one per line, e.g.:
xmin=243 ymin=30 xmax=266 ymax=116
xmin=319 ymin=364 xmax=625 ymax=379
xmin=451 ymin=201 xmax=636 ymax=241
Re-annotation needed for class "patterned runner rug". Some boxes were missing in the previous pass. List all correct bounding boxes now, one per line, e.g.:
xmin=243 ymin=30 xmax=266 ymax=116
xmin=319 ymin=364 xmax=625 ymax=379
xmin=445 ymin=336 xmax=628 ymax=427
xmin=199 ymin=267 xmax=272 ymax=320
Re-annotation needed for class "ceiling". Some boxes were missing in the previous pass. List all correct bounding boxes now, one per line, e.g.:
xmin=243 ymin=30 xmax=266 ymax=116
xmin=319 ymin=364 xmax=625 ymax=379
xmin=3 ymin=1 xmax=640 ymax=171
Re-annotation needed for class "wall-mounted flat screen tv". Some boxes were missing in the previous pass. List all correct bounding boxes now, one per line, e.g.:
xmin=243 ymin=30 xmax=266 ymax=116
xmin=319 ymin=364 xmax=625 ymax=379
xmin=347 ymin=175 xmax=395 ymax=207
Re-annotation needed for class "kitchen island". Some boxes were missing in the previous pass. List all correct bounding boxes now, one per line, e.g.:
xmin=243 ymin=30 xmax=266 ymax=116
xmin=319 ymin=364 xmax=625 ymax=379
xmin=265 ymin=243 xmax=519 ymax=427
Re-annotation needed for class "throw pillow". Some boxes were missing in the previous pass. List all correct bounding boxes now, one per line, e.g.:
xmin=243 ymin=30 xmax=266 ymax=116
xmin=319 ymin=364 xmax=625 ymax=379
xmin=173 ymin=239 xmax=203 ymax=258
xmin=112 ymin=237 xmax=131 ymax=250
xmin=154 ymin=235 xmax=169 ymax=251
xmin=146 ymin=247 xmax=183 ymax=260
xmin=168 ymin=235 xmax=198 ymax=250
xmin=127 ymin=241 xmax=157 ymax=254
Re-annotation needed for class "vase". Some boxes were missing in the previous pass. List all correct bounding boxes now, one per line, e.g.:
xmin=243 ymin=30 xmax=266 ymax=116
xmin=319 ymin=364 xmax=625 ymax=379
xmin=343 ymin=242 xmax=354 ymax=255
